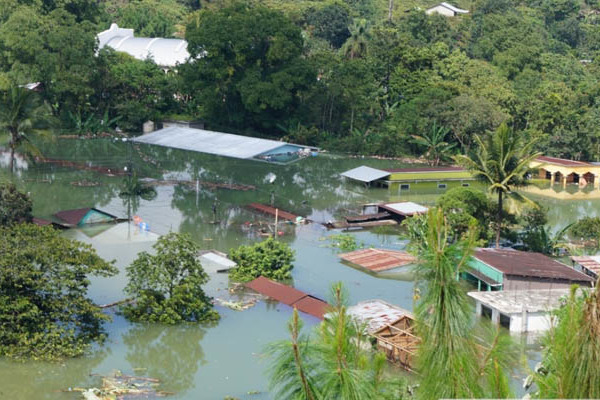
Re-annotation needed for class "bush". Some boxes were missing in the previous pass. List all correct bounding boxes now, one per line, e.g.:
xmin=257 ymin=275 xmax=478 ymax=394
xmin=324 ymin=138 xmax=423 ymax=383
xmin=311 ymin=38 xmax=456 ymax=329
xmin=0 ymin=182 xmax=32 ymax=226
xmin=123 ymin=232 xmax=219 ymax=324
xmin=229 ymin=238 xmax=294 ymax=282
xmin=569 ymin=217 xmax=600 ymax=241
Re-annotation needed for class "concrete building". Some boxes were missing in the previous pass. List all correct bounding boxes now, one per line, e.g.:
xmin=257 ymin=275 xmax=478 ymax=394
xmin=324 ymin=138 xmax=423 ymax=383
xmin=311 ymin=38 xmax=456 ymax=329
xmin=468 ymin=289 xmax=579 ymax=333
xmin=530 ymin=155 xmax=600 ymax=189
xmin=425 ymin=2 xmax=469 ymax=16
xmin=97 ymin=23 xmax=189 ymax=68
xmin=465 ymin=248 xmax=594 ymax=291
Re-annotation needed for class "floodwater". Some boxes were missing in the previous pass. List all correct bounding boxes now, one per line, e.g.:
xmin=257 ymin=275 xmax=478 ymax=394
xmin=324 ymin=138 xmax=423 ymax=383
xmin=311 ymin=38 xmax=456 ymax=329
xmin=1 ymin=139 xmax=598 ymax=399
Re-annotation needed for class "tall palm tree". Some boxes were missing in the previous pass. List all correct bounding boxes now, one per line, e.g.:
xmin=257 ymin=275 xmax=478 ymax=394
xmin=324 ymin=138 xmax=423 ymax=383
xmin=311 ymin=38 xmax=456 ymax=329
xmin=411 ymin=208 xmax=517 ymax=400
xmin=454 ymin=123 xmax=541 ymax=248
xmin=0 ymin=86 xmax=52 ymax=173
xmin=411 ymin=122 xmax=456 ymax=166
xmin=342 ymin=19 xmax=371 ymax=59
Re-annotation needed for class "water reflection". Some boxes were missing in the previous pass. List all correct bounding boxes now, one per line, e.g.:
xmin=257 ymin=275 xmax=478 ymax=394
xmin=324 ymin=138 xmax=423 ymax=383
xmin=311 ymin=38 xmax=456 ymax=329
xmin=122 ymin=324 xmax=207 ymax=394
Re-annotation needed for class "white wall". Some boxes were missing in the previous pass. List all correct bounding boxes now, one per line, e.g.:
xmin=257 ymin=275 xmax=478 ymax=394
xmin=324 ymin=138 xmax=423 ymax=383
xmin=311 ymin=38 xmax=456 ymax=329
xmin=509 ymin=312 xmax=555 ymax=333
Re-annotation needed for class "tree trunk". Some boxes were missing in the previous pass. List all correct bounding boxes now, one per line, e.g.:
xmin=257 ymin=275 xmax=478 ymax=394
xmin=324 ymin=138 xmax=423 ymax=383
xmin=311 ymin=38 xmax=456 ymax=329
xmin=388 ymin=0 xmax=393 ymax=21
xmin=495 ymin=191 xmax=503 ymax=249
xmin=9 ymin=141 xmax=15 ymax=174
xmin=349 ymin=107 xmax=355 ymax=134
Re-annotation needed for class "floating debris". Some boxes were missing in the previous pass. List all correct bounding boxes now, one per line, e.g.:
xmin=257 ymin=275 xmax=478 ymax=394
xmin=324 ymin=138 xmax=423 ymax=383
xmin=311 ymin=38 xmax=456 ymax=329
xmin=65 ymin=370 xmax=173 ymax=399
xmin=215 ymin=298 xmax=258 ymax=311
xmin=71 ymin=180 xmax=101 ymax=187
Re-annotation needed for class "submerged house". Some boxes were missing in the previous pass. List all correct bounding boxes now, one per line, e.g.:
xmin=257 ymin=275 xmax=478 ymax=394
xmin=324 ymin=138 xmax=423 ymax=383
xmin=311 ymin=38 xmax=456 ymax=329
xmin=465 ymin=248 xmax=594 ymax=291
xmin=530 ymin=156 xmax=600 ymax=189
xmin=339 ymin=248 xmax=415 ymax=274
xmin=571 ymin=255 xmax=600 ymax=279
xmin=340 ymin=165 xmax=473 ymax=189
xmin=468 ymin=288 xmax=580 ymax=333
xmin=54 ymin=208 xmax=120 ymax=227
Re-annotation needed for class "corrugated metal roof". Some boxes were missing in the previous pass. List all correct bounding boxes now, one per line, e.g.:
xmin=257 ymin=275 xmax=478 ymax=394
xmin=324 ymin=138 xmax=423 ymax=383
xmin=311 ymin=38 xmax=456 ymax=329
xmin=341 ymin=166 xmax=390 ymax=183
xmin=339 ymin=248 xmax=415 ymax=272
xmin=571 ymin=255 xmax=600 ymax=276
xmin=440 ymin=2 xmax=469 ymax=13
xmin=245 ymin=277 xmax=328 ymax=319
xmin=380 ymin=202 xmax=428 ymax=216
xmin=536 ymin=156 xmax=592 ymax=167
xmin=133 ymin=127 xmax=300 ymax=160
xmin=98 ymin=23 xmax=189 ymax=67
xmin=199 ymin=250 xmax=237 ymax=273
xmin=475 ymin=248 xmax=594 ymax=283
xmin=347 ymin=300 xmax=412 ymax=333
xmin=385 ymin=166 xmax=465 ymax=173
xmin=54 ymin=208 xmax=117 ymax=226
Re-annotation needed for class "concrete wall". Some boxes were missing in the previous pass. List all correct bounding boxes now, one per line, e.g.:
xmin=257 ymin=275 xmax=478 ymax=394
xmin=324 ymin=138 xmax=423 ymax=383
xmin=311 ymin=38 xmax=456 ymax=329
xmin=503 ymin=276 xmax=590 ymax=290
xmin=475 ymin=300 xmax=556 ymax=333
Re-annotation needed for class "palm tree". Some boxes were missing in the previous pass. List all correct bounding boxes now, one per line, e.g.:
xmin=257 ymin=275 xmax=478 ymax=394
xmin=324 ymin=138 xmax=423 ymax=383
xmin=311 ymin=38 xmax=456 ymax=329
xmin=411 ymin=122 xmax=456 ymax=166
xmin=411 ymin=208 xmax=517 ymax=400
xmin=266 ymin=283 xmax=406 ymax=400
xmin=342 ymin=19 xmax=371 ymax=59
xmin=454 ymin=123 xmax=541 ymax=248
xmin=0 ymin=86 xmax=52 ymax=173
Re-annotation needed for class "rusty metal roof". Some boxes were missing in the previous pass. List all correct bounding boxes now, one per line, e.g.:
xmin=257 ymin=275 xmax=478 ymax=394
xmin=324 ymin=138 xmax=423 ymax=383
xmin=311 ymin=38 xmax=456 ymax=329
xmin=32 ymin=217 xmax=52 ymax=226
xmin=571 ymin=256 xmax=600 ymax=277
xmin=384 ymin=166 xmax=466 ymax=173
xmin=347 ymin=299 xmax=412 ymax=333
xmin=475 ymin=249 xmax=594 ymax=283
xmin=339 ymin=248 xmax=415 ymax=272
xmin=245 ymin=277 xmax=329 ymax=319
xmin=536 ymin=156 xmax=592 ymax=167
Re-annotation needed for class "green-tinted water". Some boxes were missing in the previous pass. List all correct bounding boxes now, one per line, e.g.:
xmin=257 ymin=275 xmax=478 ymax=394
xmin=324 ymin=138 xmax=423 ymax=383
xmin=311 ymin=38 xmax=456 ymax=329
xmin=1 ymin=139 xmax=598 ymax=399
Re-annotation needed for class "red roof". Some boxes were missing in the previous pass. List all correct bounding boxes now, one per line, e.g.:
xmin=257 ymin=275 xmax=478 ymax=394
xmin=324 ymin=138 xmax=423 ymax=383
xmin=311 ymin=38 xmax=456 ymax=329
xmin=340 ymin=248 xmax=415 ymax=272
xmin=245 ymin=276 xmax=329 ymax=319
xmin=247 ymin=203 xmax=300 ymax=222
xmin=32 ymin=217 xmax=52 ymax=226
xmin=54 ymin=207 xmax=116 ymax=226
xmin=384 ymin=166 xmax=465 ymax=173
xmin=475 ymin=249 xmax=593 ymax=283
xmin=571 ymin=256 xmax=600 ymax=276
xmin=536 ymin=156 xmax=592 ymax=167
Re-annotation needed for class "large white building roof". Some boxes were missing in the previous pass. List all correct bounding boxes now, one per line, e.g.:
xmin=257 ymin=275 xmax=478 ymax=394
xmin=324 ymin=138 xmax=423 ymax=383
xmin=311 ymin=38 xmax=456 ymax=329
xmin=341 ymin=166 xmax=390 ymax=183
xmin=467 ymin=289 xmax=583 ymax=315
xmin=97 ymin=23 xmax=189 ymax=67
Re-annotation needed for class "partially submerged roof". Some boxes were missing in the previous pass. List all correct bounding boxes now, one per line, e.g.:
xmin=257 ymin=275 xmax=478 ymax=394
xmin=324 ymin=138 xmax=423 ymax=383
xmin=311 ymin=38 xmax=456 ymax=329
xmin=339 ymin=248 xmax=415 ymax=272
xmin=97 ymin=23 xmax=189 ymax=67
xmin=379 ymin=202 xmax=428 ymax=217
xmin=347 ymin=299 xmax=412 ymax=333
xmin=245 ymin=277 xmax=328 ymax=319
xmin=535 ymin=156 xmax=592 ymax=167
xmin=341 ymin=166 xmax=390 ymax=183
xmin=199 ymin=250 xmax=237 ymax=273
xmin=132 ymin=127 xmax=310 ymax=163
xmin=385 ymin=166 xmax=466 ymax=173
xmin=474 ymin=248 xmax=594 ymax=283
xmin=54 ymin=207 xmax=118 ymax=226
xmin=468 ymin=288 xmax=583 ymax=315
xmin=571 ymin=255 xmax=600 ymax=276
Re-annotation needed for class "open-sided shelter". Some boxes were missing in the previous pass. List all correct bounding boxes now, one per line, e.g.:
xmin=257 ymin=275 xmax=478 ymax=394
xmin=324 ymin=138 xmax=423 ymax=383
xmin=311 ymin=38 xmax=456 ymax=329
xmin=372 ymin=314 xmax=419 ymax=370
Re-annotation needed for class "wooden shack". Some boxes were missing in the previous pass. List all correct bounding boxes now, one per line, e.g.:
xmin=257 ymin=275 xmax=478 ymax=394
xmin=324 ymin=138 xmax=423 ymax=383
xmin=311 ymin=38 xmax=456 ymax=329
xmin=372 ymin=314 xmax=419 ymax=371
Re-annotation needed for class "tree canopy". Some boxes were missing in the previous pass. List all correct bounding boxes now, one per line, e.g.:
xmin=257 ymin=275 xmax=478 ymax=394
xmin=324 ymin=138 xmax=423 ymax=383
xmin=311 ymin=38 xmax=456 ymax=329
xmin=0 ymin=224 xmax=117 ymax=360
xmin=229 ymin=237 xmax=295 ymax=282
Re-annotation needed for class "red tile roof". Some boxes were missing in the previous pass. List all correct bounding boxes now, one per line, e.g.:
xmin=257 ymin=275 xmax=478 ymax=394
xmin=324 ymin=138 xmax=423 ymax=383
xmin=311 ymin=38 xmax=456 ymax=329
xmin=245 ymin=276 xmax=329 ymax=319
xmin=340 ymin=248 xmax=415 ymax=272
xmin=475 ymin=249 xmax=593 ymax=283
xmin=536 ymin=156 xmax=592 ymax=167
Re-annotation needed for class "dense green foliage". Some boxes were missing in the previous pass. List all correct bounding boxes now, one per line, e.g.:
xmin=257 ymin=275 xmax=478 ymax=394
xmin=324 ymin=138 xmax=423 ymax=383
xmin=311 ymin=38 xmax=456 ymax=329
xmin=410 ymin=208 xmax=518 ymax=399
xmin=436 ymin=186 xmax=493 ymax=240
xmin=2 ymin=0 xmax=600 ymax=162
xmin=0 ymin=182 xmax=32 ymax=225
xmin=266 ymin=283 xmax=406 ymax=400
xmin=123 ymin=232 xmax=219 ymax=324
xmin=533 ymin=285 xmax=600 ymax=398
xmin=229 ymin=237 xmax=295 ymax=282
xmin=0 ymin=224 xmax=117 ymax=360
xmin=455 ymin=124 xmax=541 ymax=247
xmin=569 ymin=216 xmax=600 ymax=241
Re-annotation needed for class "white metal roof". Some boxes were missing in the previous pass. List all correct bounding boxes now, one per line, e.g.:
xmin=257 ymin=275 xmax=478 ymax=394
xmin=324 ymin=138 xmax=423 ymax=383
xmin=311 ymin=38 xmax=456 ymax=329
xmin=341 ymin=166 xmax=390 ymax=183
xmin=347 ymin=299 xmax=412 ymax=333
xmin=97 ymin=23 xmax=189 ymax=67
xmin=132 ymin=126 xmax=299 ymax=160
xmin=427 ymin=2 xmax=469 ymax=14
xmin=381 ymin=202 xmax=428 ymax=216
xmin=199 ymin=250 xmax=237 ymax=273
xmin=467 ymin=289 xmax=584 ymax=315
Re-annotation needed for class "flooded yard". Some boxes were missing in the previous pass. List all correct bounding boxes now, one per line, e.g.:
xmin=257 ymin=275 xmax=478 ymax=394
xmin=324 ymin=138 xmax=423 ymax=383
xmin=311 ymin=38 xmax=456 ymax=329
xmin=1 ymin=139 xmax=599 ymax=399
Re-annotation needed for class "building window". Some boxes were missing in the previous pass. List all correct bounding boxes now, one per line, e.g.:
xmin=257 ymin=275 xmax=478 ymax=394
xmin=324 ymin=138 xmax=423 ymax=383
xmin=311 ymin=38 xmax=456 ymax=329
xmin=438 ymin=183 xmax=447 ymax=189
xmin=462 ymin=183 xmax=469 ymax=187
xmin=481 ymin=305 xmax=492 ymax=319
xmin=400 ymin=184 xmax=410 ymax=190
xmin=499 ymin=313 xmax=511 ymax=329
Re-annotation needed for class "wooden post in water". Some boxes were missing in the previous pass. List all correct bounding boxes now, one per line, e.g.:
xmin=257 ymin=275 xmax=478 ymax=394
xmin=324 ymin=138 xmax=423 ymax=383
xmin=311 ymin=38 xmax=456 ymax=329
xmin=275 ymin=208 xmax=279 ymax=239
